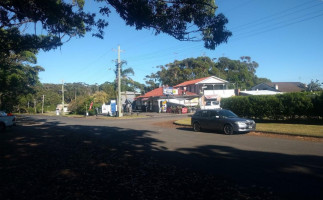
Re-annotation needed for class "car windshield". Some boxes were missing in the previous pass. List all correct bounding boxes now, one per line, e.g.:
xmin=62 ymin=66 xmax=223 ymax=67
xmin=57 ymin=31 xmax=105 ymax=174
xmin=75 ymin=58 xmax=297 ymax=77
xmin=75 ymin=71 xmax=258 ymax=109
xmin=218 ymin=110 xmax=238 ymax=118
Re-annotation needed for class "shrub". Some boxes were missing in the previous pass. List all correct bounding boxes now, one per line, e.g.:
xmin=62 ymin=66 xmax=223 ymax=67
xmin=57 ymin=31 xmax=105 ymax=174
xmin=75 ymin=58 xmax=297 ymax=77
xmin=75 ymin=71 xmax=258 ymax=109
xmin=222 ymin=92 xmax=318 ymax=120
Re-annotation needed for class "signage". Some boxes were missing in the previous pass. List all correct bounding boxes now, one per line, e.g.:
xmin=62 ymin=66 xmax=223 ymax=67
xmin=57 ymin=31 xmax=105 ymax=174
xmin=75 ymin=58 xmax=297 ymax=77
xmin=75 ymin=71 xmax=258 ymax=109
xmin=182 ymin=107 xmax=188 ymax=114
xmin=163 ymin=87 xmax=178 ymax=95
xmin=89 ymin=101 xmax=93 ymax=110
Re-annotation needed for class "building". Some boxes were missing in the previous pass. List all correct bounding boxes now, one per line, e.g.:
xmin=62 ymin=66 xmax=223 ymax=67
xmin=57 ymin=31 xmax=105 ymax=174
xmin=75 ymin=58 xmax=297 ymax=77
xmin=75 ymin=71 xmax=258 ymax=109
xmin=121 ymin=91 xmax=141 ymax=104
xmin=251 ymin=82 xmax=305 ymax=93
xmin=135 ymin=87 xmax=199 ymax=112
xmin=174 ymin=76 xmax=235 ymax=106
xmin=56 ymin=104 xmax=69 ymax=113
xmin=135 ymin=76 xmax=235 ymax=112
xmin=239 ymin=90 xmax=282 ymax=96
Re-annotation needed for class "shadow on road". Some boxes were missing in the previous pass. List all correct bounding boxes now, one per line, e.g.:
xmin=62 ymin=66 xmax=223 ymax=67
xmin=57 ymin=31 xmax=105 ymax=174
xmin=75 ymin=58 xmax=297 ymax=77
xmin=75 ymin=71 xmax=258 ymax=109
xmin=1 ymin=116 xmax=322 ymax=199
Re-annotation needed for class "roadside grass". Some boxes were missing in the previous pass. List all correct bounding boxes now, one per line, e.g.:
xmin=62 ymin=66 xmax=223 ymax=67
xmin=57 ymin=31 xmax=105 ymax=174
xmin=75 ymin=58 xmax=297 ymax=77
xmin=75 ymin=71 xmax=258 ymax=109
xmin=174 ymin=118 xmax=323 ymax=138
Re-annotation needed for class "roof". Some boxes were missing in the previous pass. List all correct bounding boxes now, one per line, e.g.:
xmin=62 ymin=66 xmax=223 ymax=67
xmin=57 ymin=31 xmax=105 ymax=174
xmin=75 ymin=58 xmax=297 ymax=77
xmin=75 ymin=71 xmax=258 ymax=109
xmin=174 ymin=76 xmax=228 ymax=87
xmin=253 ymin=82 xmax=304 ymax=93
xmin=174 ymin=77 xmax=210 ymax=87
xmin=240 ymin=90 xmax=282 ymax=96
xmin=135 ymin=87 xmax=198 ymax=100
xmin=270 ymin=82 xmax=304 ymax=92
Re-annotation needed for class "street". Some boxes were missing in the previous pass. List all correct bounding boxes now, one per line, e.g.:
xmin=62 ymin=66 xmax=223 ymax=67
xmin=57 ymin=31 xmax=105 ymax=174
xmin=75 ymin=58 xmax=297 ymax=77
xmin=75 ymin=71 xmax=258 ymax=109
xmin=1 ymin=115 xmax=323 ymax=199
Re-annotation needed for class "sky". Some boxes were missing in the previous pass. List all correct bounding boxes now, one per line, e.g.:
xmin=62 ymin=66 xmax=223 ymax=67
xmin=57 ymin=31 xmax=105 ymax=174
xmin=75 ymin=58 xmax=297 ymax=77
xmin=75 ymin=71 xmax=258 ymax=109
xmin=36 ymin=0 xmax=323 ymax=86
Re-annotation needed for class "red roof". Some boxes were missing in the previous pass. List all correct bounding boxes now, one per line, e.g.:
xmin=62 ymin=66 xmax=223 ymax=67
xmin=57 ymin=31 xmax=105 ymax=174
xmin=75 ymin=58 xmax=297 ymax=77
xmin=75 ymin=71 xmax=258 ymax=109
xmin=145 ymin=87 xmax=164 ymax=97
xmin=137 ymin=87 xmax=164 ymax=98
xmin=174 ymin=77 xmax=211 ymax=87
xmin=135 ymin=87 xmax=198 ymax=100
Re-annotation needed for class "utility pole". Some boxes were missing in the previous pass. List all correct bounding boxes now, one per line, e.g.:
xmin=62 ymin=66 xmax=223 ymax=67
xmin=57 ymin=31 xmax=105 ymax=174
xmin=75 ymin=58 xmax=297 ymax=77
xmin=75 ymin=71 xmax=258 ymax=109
xmin=42 ymin=95 xmax=45 ymax=114
xmin=117 ymin=45 xmax=123 ymax=117
xmin=62 ymin=80 xmax=65 ymax=115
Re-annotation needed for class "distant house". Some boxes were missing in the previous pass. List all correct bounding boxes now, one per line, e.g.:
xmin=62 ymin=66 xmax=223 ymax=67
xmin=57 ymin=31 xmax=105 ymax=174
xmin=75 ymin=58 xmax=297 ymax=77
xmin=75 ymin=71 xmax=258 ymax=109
xmin=56 ymin=104 xmax=69 ymax=113
xmin=174 ymin=76 xmax=234 ymax=97
xmin=135 ymin=76 xmax=235 ymax=112
xmin=251 ymin=82 xmax=305 ymax=93
xmin=239 ymin=90 xmax=282 ymax=96
xmin=134 ymin=87 xmax=199 ymax=112
xmin=121 ymin=91 xmax=141 ymax=104
xmin=174 ymin=76 xmax=235 ymax=106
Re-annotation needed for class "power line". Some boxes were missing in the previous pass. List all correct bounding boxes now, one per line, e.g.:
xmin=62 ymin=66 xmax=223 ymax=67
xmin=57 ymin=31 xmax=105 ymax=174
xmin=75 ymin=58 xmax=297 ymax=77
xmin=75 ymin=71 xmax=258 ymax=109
xmin=233 ymin=10 xmax=323 ymax=40
xmin=231 ymin=0 xmax=322 ymax=32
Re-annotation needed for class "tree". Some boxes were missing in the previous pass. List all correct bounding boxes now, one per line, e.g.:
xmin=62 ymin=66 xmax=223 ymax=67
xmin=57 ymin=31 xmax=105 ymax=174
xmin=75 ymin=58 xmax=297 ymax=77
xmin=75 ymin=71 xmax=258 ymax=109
xmin=0 ymin=50 xmax=44 ymax=111
xmin=98 ymin=0 xmax=231 ymax=49
xmin=306 ymin=79 xmax=322 ymax=91
xmin=155 ymin=57 xmax=215 ymax=86
xmin=144 ymin=73 xmax=160 ymax=92
xmin=93 ymin=91 xmax=108 ymax=104
xmin=1 ymin=0 xmax=231 ymax=54
xmin=150 ymin=56 xmax=270 ymax=89
xmin=114 ymin=62 xmax=145 ymax=93
xmin=0 ymin=0 xmax=107 ymax=55
xmin=99 ymin=81 xmax=116 ymax=101
xmin=211 ymin=57 xmax=264 ymax=89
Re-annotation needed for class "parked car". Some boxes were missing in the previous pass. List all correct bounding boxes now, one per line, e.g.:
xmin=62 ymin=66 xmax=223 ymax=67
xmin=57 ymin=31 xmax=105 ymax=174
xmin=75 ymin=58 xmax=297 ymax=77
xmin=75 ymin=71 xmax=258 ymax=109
xmin=191 ymin=109 xmax=256 ymax=134
xmin=0 ymin=111 xmax=16 ymax=132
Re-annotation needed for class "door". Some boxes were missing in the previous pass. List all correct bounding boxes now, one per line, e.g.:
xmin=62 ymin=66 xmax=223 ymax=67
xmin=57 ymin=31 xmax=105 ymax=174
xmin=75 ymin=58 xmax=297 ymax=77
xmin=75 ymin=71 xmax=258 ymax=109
xmin=207 ymin=110 xmax=221 ymax=130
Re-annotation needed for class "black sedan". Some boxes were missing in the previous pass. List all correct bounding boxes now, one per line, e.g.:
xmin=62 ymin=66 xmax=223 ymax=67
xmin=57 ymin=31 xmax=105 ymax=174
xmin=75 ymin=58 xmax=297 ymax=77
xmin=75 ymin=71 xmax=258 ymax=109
xmin=191 ymin=109 xmax=256 ymax=134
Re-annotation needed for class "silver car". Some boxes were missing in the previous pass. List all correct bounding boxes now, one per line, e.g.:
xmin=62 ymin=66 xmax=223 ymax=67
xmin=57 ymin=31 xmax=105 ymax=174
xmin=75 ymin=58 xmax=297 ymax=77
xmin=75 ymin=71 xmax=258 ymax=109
xmin=191 ymin=109 xmax=256 ymax=134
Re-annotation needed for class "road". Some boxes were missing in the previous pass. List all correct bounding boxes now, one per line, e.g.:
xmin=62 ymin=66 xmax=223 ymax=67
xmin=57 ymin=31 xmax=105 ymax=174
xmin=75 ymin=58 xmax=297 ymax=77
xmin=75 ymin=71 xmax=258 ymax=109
xmin=1 ymin=114 xmax=323 ymax=199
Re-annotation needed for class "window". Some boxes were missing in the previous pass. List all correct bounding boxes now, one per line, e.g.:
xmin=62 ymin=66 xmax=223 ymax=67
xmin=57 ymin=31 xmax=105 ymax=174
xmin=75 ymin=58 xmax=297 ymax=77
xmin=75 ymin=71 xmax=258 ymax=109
xmin=209 ymin=110 xmax=218 ymax=118
xmin=201 ymin=110 xmax=209 ymax=117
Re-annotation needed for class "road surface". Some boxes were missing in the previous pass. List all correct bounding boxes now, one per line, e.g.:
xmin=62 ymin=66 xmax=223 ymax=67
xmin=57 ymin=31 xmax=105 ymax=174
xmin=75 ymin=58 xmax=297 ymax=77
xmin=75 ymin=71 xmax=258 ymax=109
xmin=1 ymin=115 xmax=322 ymax=199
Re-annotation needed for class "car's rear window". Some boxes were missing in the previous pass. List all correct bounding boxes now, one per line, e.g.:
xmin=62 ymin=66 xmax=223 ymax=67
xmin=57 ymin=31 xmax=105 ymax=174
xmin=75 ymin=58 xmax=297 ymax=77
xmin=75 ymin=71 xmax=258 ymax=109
xmin=218 ymin=110 xmax=238 ymax=118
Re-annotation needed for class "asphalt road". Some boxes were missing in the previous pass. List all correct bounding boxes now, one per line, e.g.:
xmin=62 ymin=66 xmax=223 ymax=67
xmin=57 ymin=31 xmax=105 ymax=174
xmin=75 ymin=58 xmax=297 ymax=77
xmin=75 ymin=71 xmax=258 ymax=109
xmin=1 ymin=114 xmax=323 ymax=199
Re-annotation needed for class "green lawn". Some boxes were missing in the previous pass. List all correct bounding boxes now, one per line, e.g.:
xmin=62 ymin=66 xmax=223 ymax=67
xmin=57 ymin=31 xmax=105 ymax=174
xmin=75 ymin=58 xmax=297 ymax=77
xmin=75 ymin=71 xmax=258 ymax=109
xmin=174 ymin=118 xmax=323 ymax=138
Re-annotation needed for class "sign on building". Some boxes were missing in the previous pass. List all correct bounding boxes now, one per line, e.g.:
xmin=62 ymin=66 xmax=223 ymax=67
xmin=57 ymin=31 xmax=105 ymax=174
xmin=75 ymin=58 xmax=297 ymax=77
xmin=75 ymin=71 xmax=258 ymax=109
xmin=163 ymin=87 xmax=178 ymax=95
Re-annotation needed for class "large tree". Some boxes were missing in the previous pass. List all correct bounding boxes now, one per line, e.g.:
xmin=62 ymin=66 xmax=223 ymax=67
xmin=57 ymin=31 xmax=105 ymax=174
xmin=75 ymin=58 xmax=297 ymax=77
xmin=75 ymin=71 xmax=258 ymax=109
xmin=98 ymin=0 xmax=231 ymax=49
xmin=0 ymin=50 xmax=44 ymax=111
xmin=151 ymin=56 xmax=270 ymax=90
xmin=155 ymin=57 xmax=215 ymax=86
xmin=1 ymin=0 xmax=231 ymax=54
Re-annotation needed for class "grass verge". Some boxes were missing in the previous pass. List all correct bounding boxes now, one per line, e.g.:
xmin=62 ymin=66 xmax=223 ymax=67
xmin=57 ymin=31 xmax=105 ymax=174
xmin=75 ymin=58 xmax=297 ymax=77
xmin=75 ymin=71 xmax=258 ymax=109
xmin=174 ymin=118 xmax=323 ymax=138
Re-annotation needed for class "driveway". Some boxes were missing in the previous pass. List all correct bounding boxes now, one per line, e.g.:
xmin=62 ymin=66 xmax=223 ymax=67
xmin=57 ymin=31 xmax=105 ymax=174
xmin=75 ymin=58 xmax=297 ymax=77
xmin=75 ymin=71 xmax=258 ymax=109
xmin=1 ymin=115 xmax=322 ymax=199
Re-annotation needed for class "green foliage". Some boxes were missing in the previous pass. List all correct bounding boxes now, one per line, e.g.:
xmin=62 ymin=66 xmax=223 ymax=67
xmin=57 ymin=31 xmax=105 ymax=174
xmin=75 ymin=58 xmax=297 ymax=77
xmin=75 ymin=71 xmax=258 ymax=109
xmin=152 ymin=56 xmax=269 ymax=88
xmin=93 ymin=91 xmax=108 ymax=104
xmin=1 ymin=0 xmax=230 ymax=55
xmin=221 ymin=92 xmax=320 ymax=120
xmin=68 ymin=94 xmax=101 ymax=115
xmin=311 ymin=92 xmax=323 ymax=118
xmin=306 ymin=79 xmax=322 ymax=91
xmin=98 ymin=0 xmax=231 ymax=49
xmin=0 ymin=50 xmax=44 ymax=111
xmin=0 ymin=1 xmax=107 ymax=54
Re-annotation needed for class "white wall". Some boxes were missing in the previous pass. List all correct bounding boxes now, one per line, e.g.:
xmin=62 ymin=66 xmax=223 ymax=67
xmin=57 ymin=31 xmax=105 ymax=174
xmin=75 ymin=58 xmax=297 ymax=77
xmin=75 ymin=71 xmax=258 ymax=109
xmin=204 ymin=90 xmax=235 ymax=98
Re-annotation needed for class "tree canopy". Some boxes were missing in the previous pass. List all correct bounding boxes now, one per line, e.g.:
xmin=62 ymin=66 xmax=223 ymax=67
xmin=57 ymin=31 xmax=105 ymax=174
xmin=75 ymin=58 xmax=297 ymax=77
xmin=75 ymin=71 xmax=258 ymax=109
xmin=1 ymin=0 xmax=231 ymax=54
xmin=150 ymin=56 xmax=270 ymax=89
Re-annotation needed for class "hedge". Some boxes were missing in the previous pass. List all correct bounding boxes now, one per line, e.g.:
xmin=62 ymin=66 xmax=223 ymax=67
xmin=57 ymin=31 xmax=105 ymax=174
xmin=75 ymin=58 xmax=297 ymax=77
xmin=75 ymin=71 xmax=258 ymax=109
xmin=221 ymin=92 xmax=323 ymax=120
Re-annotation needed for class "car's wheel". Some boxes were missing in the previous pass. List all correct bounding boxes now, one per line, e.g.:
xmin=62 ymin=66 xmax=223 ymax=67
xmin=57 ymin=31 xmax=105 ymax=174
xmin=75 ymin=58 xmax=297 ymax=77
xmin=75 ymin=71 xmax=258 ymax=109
xmin=193 ymin=122 xmax=201 ymax=132
xmin=223 ymin=124 xmax=233 ymax=135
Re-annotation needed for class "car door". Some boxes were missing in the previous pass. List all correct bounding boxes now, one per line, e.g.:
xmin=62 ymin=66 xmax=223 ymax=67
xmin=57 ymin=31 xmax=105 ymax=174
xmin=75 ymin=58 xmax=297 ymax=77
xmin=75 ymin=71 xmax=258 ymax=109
xmin=207 ymin=110 xmax=222 ymax=131
xmin=198 ymin=110 xmax=209 ymax=128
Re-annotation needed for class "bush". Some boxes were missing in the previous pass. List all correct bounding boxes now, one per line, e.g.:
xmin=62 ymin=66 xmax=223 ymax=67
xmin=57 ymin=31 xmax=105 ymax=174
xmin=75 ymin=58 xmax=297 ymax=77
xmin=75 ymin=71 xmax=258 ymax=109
xmin=222 ymin=92 xmax=318 ymax=120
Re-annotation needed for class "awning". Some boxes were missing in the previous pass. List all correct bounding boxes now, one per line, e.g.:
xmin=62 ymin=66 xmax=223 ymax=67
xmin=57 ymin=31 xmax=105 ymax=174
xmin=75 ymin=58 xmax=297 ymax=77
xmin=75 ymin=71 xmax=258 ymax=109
xmin=142 ymin=98 xmax=149 ymax=101
xmin=204 ymin=95 xmax=218 ymax=99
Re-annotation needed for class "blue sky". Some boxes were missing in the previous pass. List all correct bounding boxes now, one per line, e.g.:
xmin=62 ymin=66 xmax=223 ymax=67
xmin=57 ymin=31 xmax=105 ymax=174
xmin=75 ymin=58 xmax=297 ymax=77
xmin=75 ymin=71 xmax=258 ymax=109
xmin=36 ymin=0 xmax=323 ymax=86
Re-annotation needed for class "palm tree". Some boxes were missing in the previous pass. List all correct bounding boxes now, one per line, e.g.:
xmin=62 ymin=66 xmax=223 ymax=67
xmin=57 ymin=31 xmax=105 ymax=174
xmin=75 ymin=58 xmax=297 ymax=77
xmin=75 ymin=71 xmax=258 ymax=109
xmin=115 ymin=61 xmax=135 ymax=92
